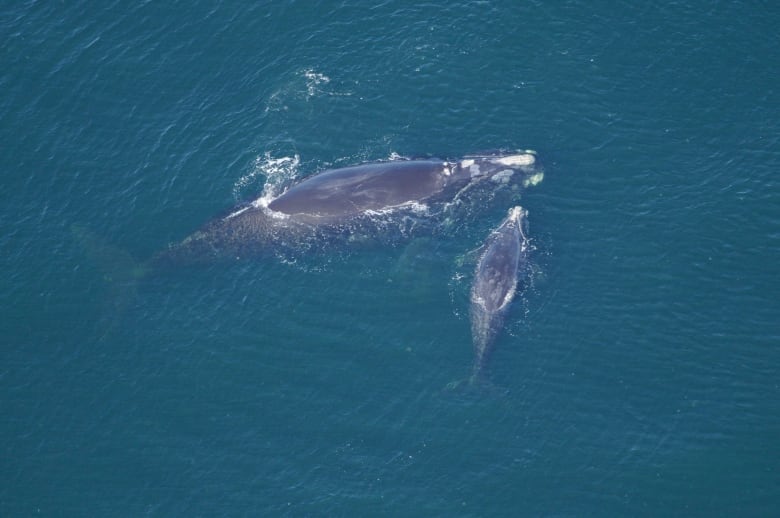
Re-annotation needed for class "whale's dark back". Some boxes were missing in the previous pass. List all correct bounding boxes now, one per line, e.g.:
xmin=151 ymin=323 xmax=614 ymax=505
xmin=267 ymin=160 xmax=448 ymax=219
xmin=471 ymin=226 xmax=524 ymax=313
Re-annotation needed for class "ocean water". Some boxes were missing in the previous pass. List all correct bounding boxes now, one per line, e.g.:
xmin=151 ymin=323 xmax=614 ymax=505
xmin=2 ymin=1 xmax=778 ymax=516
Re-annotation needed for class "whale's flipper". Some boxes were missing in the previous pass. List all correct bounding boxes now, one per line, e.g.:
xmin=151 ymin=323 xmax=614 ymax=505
xmin=71 ymin=224 xmax=148 ymax=340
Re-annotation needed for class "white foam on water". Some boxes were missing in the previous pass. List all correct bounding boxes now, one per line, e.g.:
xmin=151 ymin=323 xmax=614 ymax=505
xmin=364 ymin=200 xmax=430 ymax=218
xmin=225 ymin=206 xmax=250 ymax=220
xmin=264 ymin=68 xmax=351 ymax=113
xmin=303 ymin=68 xmax=330 ymax=97
xmin=233 ymin=152 xmax=300 ymax=204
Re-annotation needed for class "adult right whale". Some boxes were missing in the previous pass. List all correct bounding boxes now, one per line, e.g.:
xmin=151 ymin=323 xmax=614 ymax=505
xmin=157 ymin=151 xmax=541 ymax=264
xmin=468 ymin=206 xmax=531 ymax=384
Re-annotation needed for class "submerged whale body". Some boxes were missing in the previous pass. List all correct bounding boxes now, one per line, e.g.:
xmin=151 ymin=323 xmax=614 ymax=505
xmin=158 ymin=152 xmax=540 ymax=264
xmin=469 ymin=206 xmax=531 ymax=383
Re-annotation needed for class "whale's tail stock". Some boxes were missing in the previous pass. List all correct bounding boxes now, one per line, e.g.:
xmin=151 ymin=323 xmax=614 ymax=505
xmin=442 ymin=361 xmax=507 ymax=399
xmin=70 ymin=224 xmax=149 ymax=341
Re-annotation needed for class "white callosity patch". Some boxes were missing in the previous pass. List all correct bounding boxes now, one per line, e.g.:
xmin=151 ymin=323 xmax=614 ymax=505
xmin=490 ymin=153 xmax=536 ymax=167
xmin=508 ymin=206 xmax=525 ymax=221
xmin=460 ymin=159 xmax=475 ymax=168
xmin=523 ymin=171 xmax=544 ymax=188
xmin=490 ymin=169 xmax=515 ymax=184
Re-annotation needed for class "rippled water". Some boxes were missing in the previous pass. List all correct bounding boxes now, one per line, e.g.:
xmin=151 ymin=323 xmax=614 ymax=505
xmin=2 ymin=1 xmax=778 ymax=515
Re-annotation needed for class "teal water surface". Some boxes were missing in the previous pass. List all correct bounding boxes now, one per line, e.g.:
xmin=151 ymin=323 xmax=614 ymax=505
xmin=2 ymin=1 xmax=778 ymax=516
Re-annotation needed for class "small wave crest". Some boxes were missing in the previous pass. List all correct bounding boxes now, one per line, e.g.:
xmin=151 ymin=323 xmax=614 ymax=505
xmin=264 ymin=68 xmax=354 ymax=114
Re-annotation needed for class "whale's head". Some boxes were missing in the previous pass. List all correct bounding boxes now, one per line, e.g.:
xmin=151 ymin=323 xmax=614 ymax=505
xmin=507 ymin=205 xmax=528 ymax=222
xmin=451 ymin=151 xmax=543 ymax=188
xmin=505 ymin=205 xmax=529 ymax=241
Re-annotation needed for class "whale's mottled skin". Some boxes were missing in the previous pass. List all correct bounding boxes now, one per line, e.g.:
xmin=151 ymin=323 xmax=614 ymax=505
xmin=156 ymin=152 xmax=540 ymax=264
xmin=469 ymin=206 xmax=530 ymax=382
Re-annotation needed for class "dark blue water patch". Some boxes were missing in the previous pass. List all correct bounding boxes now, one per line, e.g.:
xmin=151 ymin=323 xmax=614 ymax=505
xmin=2 ymin=0 xmax=780 ymax=515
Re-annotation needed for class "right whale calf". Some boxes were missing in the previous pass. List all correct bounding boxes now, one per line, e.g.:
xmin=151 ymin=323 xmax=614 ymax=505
xmin=468 ymin=206 xmax=531 ymax=384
